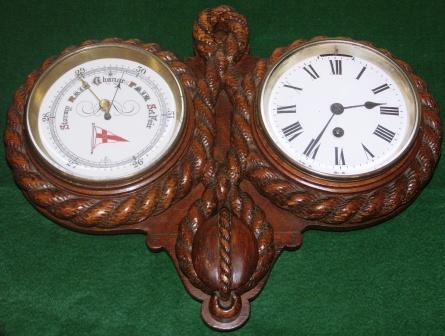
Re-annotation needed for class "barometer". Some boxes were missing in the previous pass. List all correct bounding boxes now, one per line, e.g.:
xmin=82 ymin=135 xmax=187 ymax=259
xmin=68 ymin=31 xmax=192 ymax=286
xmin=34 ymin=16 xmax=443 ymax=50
xmin=26 ymin=43 xmax=185 ymax=182
xmin=4 ymin=6 xmax=441 ymax=331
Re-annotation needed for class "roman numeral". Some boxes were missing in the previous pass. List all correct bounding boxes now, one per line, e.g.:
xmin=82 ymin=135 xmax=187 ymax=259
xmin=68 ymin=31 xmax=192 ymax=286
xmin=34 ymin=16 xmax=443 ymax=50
xmin=361 ymin=143 xmax=375 ymax=159
xmin=329 ymin=60 xmax=342 ymax=75
xmin=276 ymin=105 xmax=297 ymax=114
xmin=373 ymin=124 xmax=395 ymax=143
xmin=356 ymin=66 xmax=366 ymax=80
xmin=380 ymin=106 xmax=399 ymax=116
xmin=372 ymin=83 xmax=390 ymax=94
xmin=303 ymin=65 xmax=320 ymax=79
xmin=303 ymin=139 xmax=320 ymax=159
xmin=283 ymin=84 xmax=302 ymax=91
xmin=282 ymin=121 xmax=303 ymax=141
xmin=335 ymin=147 xmax=345 ymax=165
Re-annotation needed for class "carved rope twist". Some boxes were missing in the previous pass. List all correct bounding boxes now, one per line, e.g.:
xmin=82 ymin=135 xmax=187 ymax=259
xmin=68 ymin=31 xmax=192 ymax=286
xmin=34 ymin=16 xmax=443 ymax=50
xmin=218 ymin=208 xmax=232 ymax=300
xmin=4 ymin=38 xmax=217 ymax=228
xmin=235 ymin=37 xmax=442 ymax=225
xmin=176 ymin=184 xmax=217 ymax=292
xmin=193 ymin=5 xmax=249 ymax=67
xmin=176 ymin=6 xmax=274 ymax=297
xmin=175 ymin=168 xmax=275 ymax=295
xmin=226 ymin=183 xmax=275 ymax=293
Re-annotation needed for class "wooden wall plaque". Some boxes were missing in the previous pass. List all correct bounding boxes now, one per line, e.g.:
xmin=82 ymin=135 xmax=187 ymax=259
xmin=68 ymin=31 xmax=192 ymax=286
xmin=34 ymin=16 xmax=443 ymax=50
xmin=4 ymin=5 xmax=441 ymax=331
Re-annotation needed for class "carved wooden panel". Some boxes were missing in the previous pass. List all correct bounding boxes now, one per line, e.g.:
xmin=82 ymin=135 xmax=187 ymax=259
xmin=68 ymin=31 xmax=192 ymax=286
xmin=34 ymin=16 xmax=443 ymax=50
xmin=4 ymin=5 xmax=441 ymax=331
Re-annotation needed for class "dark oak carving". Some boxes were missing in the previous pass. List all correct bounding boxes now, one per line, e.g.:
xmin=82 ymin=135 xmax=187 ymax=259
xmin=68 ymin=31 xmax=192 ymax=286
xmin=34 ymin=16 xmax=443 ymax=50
xmin=4 ymin=5 xmax=442 ymax=331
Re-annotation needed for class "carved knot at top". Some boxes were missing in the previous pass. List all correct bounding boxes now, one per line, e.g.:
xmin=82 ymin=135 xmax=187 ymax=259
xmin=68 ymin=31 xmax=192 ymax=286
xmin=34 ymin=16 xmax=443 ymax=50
xmin=193 ymin=5 xmax=249 ymax=64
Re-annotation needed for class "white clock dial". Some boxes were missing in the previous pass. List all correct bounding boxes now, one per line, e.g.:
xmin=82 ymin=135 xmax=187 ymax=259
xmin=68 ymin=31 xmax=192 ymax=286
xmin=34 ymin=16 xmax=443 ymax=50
xmin=259 ymin=40 xmax=419 ymax=178
xmin=27 ymin=44 xmax=185 ymax=182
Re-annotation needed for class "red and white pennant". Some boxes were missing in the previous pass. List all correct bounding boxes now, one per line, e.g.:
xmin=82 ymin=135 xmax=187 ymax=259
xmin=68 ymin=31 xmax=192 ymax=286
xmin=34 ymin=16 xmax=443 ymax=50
xmin=91 ymin=123 xmax=128 ymax=154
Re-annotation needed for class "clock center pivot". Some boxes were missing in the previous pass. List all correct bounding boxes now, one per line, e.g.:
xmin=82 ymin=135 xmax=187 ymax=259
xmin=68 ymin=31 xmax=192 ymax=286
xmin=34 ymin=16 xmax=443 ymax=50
xmin=330 ymin=103 xmax=345 ymax=115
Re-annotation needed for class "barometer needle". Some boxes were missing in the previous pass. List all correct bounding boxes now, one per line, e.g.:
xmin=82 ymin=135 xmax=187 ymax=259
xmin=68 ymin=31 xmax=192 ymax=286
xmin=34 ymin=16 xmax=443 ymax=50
xmin=107 ymin=71 xmax=126 ymax=119
xmin=79 ymin=77 xmax=113 ymax=119
xmin=79 ymin=78 xmax=101 ymax=103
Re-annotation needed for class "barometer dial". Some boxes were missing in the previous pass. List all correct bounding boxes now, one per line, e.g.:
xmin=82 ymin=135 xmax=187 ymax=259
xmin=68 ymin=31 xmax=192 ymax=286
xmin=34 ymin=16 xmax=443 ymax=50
xmin=26 ymin=44 xmax=185 ymax=182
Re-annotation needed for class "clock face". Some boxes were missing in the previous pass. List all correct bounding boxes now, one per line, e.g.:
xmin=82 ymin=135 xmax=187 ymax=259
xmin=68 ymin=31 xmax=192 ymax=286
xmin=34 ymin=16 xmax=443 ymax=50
xmin=259 ymin=40 xmax=419 ymax=178
xmin=26 ymin=44 xmax=185 ymax=182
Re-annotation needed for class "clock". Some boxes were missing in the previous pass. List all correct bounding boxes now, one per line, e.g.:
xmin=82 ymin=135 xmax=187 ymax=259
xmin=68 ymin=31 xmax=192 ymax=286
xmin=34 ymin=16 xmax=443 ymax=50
xmin=26 ymin=43 xmax=185 ymax=182
xmin=258 ymin=39 xmax=419 ymax=179
xmin=4 ymin=6 xmax=441 ymax=331
xmin=249 ymin=35 xmax=440 ymax=229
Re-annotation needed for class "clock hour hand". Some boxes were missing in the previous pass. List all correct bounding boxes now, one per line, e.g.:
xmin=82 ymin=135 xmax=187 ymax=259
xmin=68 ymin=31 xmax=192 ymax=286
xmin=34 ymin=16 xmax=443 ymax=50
xmin=342 ymin=101 xmax=386 ymax=111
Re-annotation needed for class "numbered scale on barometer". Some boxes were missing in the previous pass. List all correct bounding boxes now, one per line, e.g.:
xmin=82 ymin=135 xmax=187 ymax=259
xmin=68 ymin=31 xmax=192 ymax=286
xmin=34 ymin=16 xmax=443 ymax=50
xmin=259 ymin=39 xmax=419 ymax=178
xmin=27 ymin=44 xmax=185 ymax=182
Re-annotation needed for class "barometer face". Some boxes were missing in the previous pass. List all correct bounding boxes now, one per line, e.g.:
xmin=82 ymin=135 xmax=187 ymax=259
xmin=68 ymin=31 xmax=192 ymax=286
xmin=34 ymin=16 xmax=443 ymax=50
xmin=259 ymin=39 xmax=420 ymax=179
xmin=26 ymin=43 xmax=185 ymax=182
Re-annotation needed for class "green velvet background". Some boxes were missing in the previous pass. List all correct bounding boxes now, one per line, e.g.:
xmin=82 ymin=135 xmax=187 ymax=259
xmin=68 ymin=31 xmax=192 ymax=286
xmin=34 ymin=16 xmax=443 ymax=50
xmin=1 ymin=0 xmax=444 ymax=335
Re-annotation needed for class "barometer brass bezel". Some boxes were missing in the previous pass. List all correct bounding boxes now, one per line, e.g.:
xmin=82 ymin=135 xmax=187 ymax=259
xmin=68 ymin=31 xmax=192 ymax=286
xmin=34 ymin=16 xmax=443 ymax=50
xmin=26 ymin=42 xmax=187 ymax=187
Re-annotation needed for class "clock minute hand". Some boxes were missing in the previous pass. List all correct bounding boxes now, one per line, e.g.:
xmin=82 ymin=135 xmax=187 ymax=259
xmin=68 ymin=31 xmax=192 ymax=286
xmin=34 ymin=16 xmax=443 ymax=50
xmin=303 ymin=107 xmax=337 ymax=157
xmin=343 ymin=101 xmax=386 ymax=110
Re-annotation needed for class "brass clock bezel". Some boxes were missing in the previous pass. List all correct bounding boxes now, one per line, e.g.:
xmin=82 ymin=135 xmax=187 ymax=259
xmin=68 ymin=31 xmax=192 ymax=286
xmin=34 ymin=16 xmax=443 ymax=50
xmin=25 ymin=42 xmax=187 ymax=189
xmin=256 ymin=38 xmax=421 ymax=182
